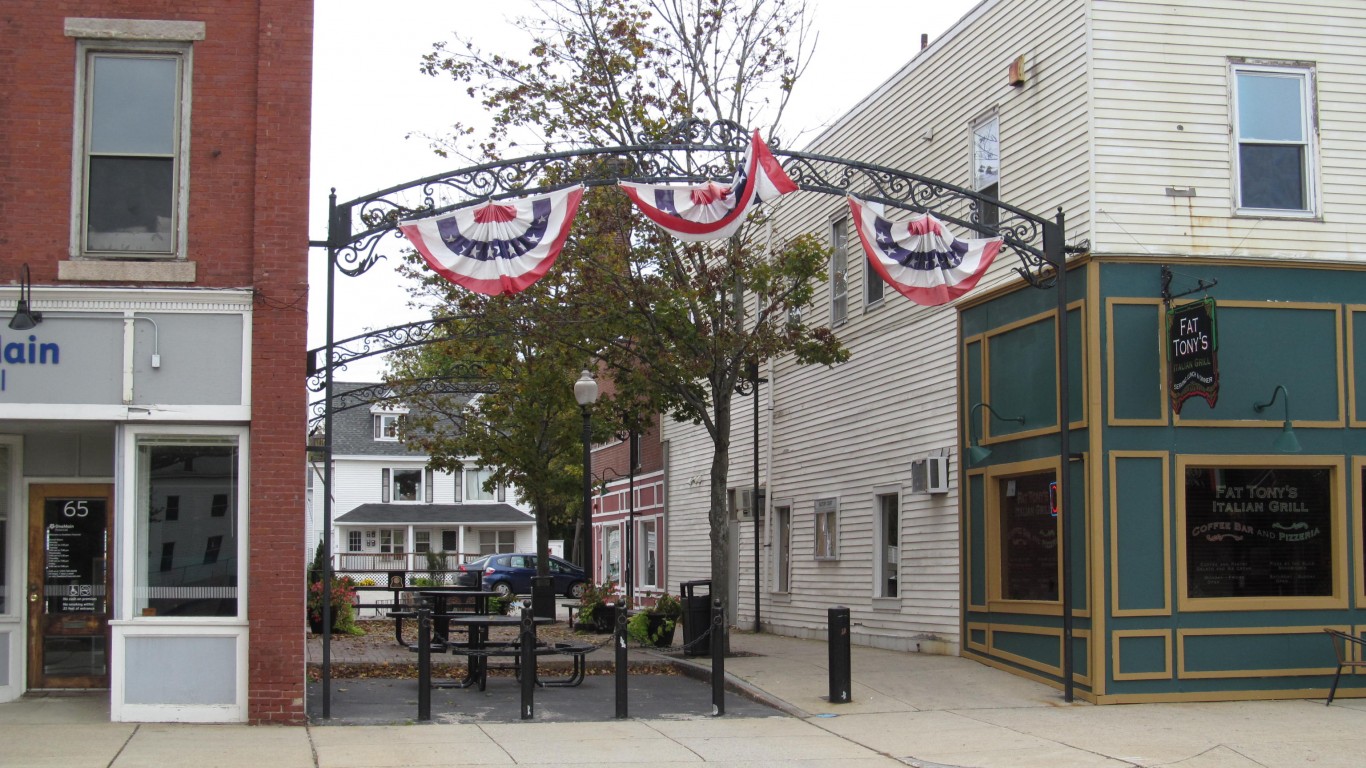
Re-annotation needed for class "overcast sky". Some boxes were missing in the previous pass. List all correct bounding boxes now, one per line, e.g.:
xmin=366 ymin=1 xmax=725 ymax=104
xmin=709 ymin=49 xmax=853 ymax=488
xmin=308 ymin=0 xmax=984 ymax=382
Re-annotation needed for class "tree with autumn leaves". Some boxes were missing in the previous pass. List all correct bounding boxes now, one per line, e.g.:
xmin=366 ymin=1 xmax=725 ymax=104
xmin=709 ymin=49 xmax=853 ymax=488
xmin=396 ymin=0 xmax=848 ymax=633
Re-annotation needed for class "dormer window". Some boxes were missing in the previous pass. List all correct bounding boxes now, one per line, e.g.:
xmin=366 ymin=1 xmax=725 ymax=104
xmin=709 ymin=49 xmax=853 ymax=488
xmin=373 ymin=413 xmax=402 ymax=441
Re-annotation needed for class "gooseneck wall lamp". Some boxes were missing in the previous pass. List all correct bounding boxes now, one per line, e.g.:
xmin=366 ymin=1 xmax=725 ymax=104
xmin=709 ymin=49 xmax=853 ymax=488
xmin=968 ymin=402 xmax=1025 ymax=465
xmin=573 ymin=370 xmax=600 ymax=575
xmin=1253 ymin=385 xmax=1300 ymax=454
xmin=9 ymin=264 xmax=42 ymax=331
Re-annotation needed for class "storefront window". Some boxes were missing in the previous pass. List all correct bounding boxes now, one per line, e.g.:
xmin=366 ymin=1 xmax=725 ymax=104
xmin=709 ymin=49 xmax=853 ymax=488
xmin=0 ymin=442 xmax=8 ymax=614
xmin=1185 ymin=466 xmax=1332 ymax=598
xmin=1000 ymin=471 xmax=1058 ymax=601
xmin=137 ymin=439 xmax=240 ymax=617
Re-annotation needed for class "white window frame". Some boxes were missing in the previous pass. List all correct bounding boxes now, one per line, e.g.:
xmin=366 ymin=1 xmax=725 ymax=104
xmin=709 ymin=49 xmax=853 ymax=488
xmin=813 ymin=497 xmax=839 ymax=561
xmin=772 ymin=501 xmax=792 ymax=593
xmin=118 ymin=424 xmax=248 ymax=623
xmin=829 ymin=218 xmax=849 ymax=326
xmin=414 ymin=530 xmax=431 ymax=554
xmin=873 ymin=489 xmax=900 ymax=599
xmin=1231 ymin=61 xmax=1318 ymax=218
xmin=346 ymin=530 xmax=362 ymax=553
xmin=971 ymin=111 xmax=1001 ymax=230
xmin=378 ymin=529 xmax=405 ymax=554
xmin=477 ymin=529 xmax=515 ymax=555
xmin=373 ymin=413 xmax=402 ymax=441
xmin=638 ymin=517 xmax=659 ymax=590
xmin=465 ymin=467 xmax=497 ymax=501
xmin=386 ymin=467 xmax=424 ymax=503
xmin=68 ymin=22 xmax=199 ymax=261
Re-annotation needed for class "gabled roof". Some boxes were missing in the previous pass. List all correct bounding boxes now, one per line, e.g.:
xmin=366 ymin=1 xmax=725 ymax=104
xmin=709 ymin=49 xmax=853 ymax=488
xmin=335 ymin=503 xmax=533 ymax=526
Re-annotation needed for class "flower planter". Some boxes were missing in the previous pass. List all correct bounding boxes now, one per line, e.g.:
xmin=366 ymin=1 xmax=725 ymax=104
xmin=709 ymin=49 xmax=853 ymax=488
xmin=645 ymin=613 xmax=677 ymax=647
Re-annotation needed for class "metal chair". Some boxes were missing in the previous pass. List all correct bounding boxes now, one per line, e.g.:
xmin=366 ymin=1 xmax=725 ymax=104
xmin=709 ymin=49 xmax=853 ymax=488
xmin=1323 ymin=628 xmax=1366 ymax=705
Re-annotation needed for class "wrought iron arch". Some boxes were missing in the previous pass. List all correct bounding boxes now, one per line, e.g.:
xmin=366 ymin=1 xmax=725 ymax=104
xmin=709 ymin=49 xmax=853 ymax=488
xmin=311 ymin=119 xmax=1084 ymax=715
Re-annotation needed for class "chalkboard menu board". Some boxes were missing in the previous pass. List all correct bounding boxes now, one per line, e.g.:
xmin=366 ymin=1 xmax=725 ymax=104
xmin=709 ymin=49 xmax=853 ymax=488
xmin=1167 ymin=298 xmax=1219 ymax=414
xmin=43 ymin=498 xmax=107 ymax=614
xmin=1185 ymin=467 xmax=1331 ymax=598
xmin=1000 ymin=471 xmax=1058 ymax=601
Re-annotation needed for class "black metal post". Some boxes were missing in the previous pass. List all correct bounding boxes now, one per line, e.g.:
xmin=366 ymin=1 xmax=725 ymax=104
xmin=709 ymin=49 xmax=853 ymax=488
xmin=711 ymin=598 xmax=725 ymax=715
xmin=321 ymin=189 xmax=338 ymax=719
xmin=581 ymin=406 xmax=594 ymax=578
xmin=520 ymin=607 xmax=536 ymax=720
xmin=614 ymin=604 xmax=628 ymax=718
xmin=626 ymin=429 xmax=637 ymax=605
xmin=417 ymin=605 xmax=431 ymax=722
xmin=828 ymin=606 xmax=851 ymax=703
xmin=1045 ymin=210 xmax=1075 ymax=703
xmin=751 ymin=361 xmax=762 ymax=632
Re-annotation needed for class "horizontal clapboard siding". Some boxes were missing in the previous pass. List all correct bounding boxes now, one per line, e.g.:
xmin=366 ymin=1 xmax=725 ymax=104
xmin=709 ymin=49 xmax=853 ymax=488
xmin=664 ymin=0 xmax=1092 ymax=653
xmin=1091 ymin=0 xmax=1366 ymax=258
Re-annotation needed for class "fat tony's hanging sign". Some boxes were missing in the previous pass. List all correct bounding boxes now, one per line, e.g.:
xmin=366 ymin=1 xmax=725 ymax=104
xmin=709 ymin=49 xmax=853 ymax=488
xmin=1167 ymin=297 xmax=1219 ymax=414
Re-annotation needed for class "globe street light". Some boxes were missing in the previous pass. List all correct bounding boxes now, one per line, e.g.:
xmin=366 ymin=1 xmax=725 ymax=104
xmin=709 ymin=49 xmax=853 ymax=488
xmin=574 ymin=370 xmax=600 ymax=578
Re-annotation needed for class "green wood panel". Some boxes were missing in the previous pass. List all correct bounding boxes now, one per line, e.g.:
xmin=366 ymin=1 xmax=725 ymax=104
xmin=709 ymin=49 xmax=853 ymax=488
xmin=1116 ymin=634 xmax=1168 ymax=677
xmin=1192 ymin=306 xmax=1339 ymax=422
xmin=1353 ymin=310 xmax=1366 ymax=422
xmin=1111 ymin=304 xmax=1164 ymax=421
xmin=987 ymin=317 xmax=1056 ymax=434
xmin=1067 ymin=307 xmax=1084 ymax=423
xmin=1182 ymin=630 xmax=1335 ymax=674
xmin=969 ymin=473 xmax=987 ymax=606
xmin=1113 ymin=456 xmax=1167 ymax=613
xmin=994 ymin=629 xmax=1060 ymax=668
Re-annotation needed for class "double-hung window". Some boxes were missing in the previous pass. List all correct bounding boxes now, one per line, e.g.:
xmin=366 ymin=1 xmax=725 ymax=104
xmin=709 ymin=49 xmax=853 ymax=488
xmin=373 ymin=414 xmax=402 ymax=441
xmin=465 ymin=468 xmax=497 ymax=501
xmin=69 ymin=20 xmax=201 ymax=261
xmin=875 ymin=492 xmax=899 ymax=598
xmin=971 ymin=113 xmax=1000 ymax=230
xmin=1232 ymin=62 xmax=1316 ymax=216
xmin=830 ymin=219 xmax=848 ymax=326
xmin=814 ymin=498 xmax=839 ymax=560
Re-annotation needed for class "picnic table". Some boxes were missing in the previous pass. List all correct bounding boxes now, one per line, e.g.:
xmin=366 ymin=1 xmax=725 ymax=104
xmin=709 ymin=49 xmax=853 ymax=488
xmin=437 ymin=613 xmax=555 ymax=691
xmin=385 ymin=587 xmax=497 ymax=649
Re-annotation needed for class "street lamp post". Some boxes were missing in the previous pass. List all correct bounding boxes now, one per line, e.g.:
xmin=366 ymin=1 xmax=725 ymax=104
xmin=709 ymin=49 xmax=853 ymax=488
xmin=574 ymin=370 xmax=599 ymax=580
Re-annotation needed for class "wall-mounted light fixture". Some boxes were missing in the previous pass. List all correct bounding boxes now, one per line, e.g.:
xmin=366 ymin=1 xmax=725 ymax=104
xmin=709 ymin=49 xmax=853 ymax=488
xmin=968 ymin=402 xmax=1025 ymax=464
xmin=9 ymin=264 xmax=42 ymax=331
xmin=1253 ymin=385 xmax=1300 ymax=453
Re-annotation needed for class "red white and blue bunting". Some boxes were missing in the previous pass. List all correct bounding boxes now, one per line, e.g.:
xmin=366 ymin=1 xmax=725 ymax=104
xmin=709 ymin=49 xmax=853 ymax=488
xmin=619 ymin=130 xmax=798 ymax=242
xmin=846 ymin=196 xmax=1002 ymax=306
xmin=399 ymin=186 xmax=585 ymax=296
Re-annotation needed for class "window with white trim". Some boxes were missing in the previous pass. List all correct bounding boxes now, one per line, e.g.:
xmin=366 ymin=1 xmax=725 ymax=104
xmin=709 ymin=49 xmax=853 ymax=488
xmin=383 ymin=467 xmax=423 ymax=502
xmin=971 ymin=113 xmax=1000 ymax=229
xmin=74 ymin=43 xmax=191 ymax=258
xmin=639 ymin=518 xmax=659 ymax=589
xmin=1232 ymin=62 xmax=1316 ymax=215
xmin=414 ymin=530 xmax=431 ymax=553
xmin=478 ymin=530 xmax=515 ymax=555
xmin=347 ymin=530 xmax=362 ymax=553
xmin=378 ymin=529 xmax=405 ymax=554
xmin=133 ymin=432 xmax=243 ymax=618
xmin=773 ymin=504 xmax=791 ymax=592
xmin=373 ymin=414 xmax=401 ymax=441
xmin=465 ymin=467 xmax=497 ymax=501
xmin=830 ymin=219 xmax=848 ymax=325
xmin=814 ymin=498 xmax=839 ymax=560
xmin=0 ymin=442 xmax=9 ymax=615
xmin=874 ymin=492 xmax=899 ymax=597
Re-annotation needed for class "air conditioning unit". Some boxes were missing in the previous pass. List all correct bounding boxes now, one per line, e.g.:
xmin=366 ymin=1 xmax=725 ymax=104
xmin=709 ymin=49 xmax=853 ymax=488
xmin=911 ymin=456 xmax=950 ymax=495
xmin=731 ymin=488 xmax=766 ymax=520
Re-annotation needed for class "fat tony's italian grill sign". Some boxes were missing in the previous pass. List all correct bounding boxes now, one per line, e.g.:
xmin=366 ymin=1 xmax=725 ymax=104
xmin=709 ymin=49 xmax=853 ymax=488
xmin=1167 ymin=297 xmax=1218 ymax=414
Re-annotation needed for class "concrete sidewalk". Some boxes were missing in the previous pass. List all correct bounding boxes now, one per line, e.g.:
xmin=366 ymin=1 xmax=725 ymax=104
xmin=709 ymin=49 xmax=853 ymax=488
xmin=5 ymin=630 xmax=1366 ymax=767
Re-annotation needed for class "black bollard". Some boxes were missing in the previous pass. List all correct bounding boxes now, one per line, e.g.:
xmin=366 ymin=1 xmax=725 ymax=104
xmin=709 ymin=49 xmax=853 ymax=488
xmin=520 ymin=607 xmax=536 ymax=720
xmin=614 ymin=605 xmax=628 ymax=719
xmin=828 ymin=606 xmax=851 ymax=703
xmin=417 ymin=605 xmax=431 ymax=721
xmin=711 ymin=598 xmax=725 ymax=716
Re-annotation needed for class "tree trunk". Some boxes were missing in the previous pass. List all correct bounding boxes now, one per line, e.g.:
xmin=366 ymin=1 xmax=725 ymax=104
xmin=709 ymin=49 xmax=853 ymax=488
xmin=708 ymin=385 xmax=732 ymax=654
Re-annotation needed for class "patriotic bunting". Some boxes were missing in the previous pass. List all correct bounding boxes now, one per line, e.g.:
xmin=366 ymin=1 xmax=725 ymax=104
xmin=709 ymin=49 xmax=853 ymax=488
xmin=399 ymin=186 xmax=585 ymax=296
xmin=620 ymin=130 xmax=798 ymax=242
xmin=846 ymin=196 xmax=1002 ymax=306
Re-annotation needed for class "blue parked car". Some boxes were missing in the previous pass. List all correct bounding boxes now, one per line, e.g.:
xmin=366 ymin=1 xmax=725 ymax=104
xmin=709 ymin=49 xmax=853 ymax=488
xmin=480 ymin=553 xmax=587 ymax=599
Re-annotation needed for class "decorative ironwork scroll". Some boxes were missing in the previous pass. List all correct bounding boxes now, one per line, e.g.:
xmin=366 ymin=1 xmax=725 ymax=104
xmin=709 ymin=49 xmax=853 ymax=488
xmin=307 ymin=374 xmax=498 ymax=431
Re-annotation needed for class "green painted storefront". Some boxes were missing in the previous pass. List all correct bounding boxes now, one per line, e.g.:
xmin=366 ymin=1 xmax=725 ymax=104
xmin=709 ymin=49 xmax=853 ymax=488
xmin=959 ymin=257 xmax=1366 ymax=703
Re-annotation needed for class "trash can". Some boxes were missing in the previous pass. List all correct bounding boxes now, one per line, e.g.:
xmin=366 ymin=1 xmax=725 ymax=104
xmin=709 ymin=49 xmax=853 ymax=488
xmin=680 ymin=579 xmax=711 ymax=657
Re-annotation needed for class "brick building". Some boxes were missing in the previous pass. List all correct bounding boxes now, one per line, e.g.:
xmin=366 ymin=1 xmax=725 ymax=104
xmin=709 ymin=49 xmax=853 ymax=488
xmin=0 ymin=3 xmax=311 ymax=722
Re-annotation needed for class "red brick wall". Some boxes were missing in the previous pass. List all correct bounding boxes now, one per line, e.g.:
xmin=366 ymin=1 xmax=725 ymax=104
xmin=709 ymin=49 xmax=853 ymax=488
xmin=2 ymin=2 xmax=312 ymax=724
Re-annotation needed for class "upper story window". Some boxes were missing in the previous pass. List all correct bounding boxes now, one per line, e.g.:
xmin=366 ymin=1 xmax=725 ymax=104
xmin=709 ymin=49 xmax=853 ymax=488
xmin=373 ymin=413 xmax=402 ymax=441
xmin=1232 ymin=62 xmax=1317 ymax=216
xmin=971 ymin=112 xmax=1000 ymax=230
xmin=465 ymin=467 xmax=500 ymax=502
xmin=830 ymin=218 xmax=848 ymax=326
xmin=382 ymin=467 xmax=430 ymax=503
xmin=66 ymin=19 xmax=203 ymax=262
